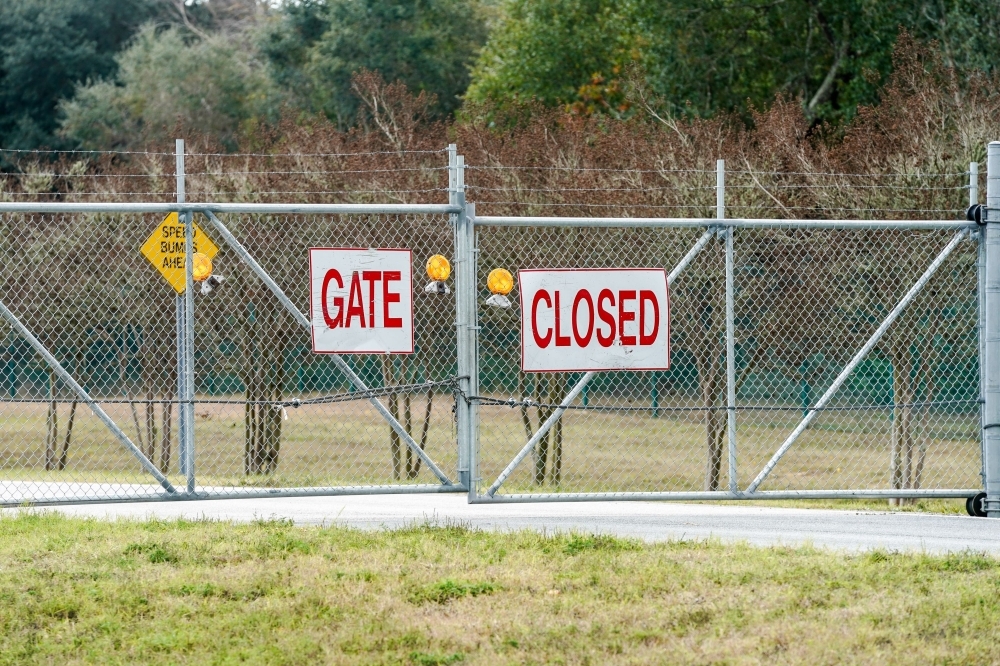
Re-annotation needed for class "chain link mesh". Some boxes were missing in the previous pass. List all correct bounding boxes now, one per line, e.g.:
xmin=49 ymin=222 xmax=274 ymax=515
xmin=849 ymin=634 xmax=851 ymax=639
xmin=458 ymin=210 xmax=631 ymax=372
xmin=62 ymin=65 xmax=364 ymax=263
xmin=473 ymin=223 xmax=981 ymax=498
xmin=0 ymin=211 xmax=460 ymax=504
xmin=0 ymin=160 xmax=984 ymax=505
xmin=0 ymin=213 xmax=183 ymax=502
xmin=194 ymin=213 xmax=458 ymax=493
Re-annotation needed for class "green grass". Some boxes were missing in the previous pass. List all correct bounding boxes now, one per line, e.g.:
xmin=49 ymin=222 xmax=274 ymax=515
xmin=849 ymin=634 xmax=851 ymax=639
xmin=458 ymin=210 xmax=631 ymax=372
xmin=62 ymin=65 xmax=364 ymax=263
xmin=1 ymin=514 xmax=999 ymax=664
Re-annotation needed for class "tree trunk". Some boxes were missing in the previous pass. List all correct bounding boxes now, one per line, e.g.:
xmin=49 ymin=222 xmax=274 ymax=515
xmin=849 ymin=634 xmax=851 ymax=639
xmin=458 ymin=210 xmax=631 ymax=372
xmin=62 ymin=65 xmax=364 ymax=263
xmin=58 ymin=401 xmax=76 ymax=471
xmin=144 ymin=389 xmax=156 ymax=462
xmin=130 ymin=401 xmax=145 ymax=454
xmin=547 ymin=375 xmax=563 ymax=486
xmin=44 ymin=369 xmax=58 ymax=471
xmin=551 ymin=409 xmax=563 ymax=486
xmin=534 ymin=374 xmax=553 ymax=485
xmin=159 ymin=396 xmax=173 ymax=473
xmin=54 ymin=347 xmax=85 ymax=470
xmin=382 ymin=356 xmax=403 ymax=480
xmin=698 ymin=352 xmax=724 ymax=491
xmin=889 ymin=340 xmax=914 ymax=506
xmin=519 ymin=371 xmax=534 ymax=439
xmin=403 ymin=357 xmax=415 ymax=478
xmin=242 ymin=299 xmax=263 ymax=476
xmin=244 ymin=394 xmax=255 ymax=475
xmin=913 ymin=313 xmax=940 ymax=492
xmin=411 ymin=360 xmax=433 ymax=480
xmin=263 ymin=332 xmax=286 ymax=475
xmin=142 ymin=334 xmax=157 ymax=462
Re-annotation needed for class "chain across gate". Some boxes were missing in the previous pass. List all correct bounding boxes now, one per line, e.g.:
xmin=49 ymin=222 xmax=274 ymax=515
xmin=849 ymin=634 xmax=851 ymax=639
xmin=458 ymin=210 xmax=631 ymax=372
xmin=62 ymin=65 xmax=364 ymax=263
xmin=0 ymin=142 xmax=997 ymax=511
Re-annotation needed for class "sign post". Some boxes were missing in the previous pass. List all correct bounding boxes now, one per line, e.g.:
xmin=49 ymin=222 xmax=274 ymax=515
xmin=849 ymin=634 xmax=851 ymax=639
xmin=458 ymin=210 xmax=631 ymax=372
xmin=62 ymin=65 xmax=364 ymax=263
xmin=139 ymin=208 xmax=217 ymax=478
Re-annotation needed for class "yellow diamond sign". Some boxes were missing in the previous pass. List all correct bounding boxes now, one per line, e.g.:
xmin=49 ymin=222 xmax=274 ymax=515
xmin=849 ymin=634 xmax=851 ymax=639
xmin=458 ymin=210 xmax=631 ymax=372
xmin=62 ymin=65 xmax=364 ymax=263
xmin=140 ymin=213 xmax=219 ymax=293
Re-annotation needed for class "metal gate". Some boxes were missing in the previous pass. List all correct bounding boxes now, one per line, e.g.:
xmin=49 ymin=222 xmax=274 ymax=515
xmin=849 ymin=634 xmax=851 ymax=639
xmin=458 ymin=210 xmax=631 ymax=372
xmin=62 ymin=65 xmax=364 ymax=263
xmin=0 ymin=143 xmax=467 ymax=504
xmin=466 ymin=156 xmax=993 ymax=510
xmin=1 ymin=141 xmax=997 ymax=513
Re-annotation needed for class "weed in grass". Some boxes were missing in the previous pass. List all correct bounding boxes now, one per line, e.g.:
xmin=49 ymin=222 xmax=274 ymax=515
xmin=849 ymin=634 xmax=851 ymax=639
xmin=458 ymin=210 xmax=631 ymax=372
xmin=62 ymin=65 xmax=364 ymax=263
xmin=39 ymin=597 xmax=80 ymax=620
xmin=563 ymin=533 xmax=641 ymax=555
xmin=409 ymin=651 xmax=465 ymax=665
xmin=123 ymin=542 xmax=177 ymax=564
xmin=409 ymin=579 xmax=498 ymax=604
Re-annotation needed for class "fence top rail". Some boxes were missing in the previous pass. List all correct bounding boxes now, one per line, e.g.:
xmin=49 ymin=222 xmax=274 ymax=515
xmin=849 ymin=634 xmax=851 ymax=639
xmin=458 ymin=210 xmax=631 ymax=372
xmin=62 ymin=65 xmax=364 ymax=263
xmin=0 ymin=202 xmax=461 ymax=215
xmin=0 ymin=204 xmax=975 ymax=229
xmin=473 ymin=215 xmax=975 ymax=230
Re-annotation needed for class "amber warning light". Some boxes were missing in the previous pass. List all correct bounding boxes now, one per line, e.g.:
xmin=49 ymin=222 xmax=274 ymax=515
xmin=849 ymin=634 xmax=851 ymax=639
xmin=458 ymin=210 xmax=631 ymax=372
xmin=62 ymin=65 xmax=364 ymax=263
xmin=485 ymin=268 xmax=513 ymax=308
xmin=425 ymin=254 xmax=451 ymax=294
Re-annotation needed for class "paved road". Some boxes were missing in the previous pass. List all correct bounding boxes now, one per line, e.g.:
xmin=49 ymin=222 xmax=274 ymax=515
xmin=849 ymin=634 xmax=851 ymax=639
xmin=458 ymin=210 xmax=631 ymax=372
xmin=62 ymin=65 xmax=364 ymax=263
xmin=9 ymin=493 xmax=1000 ymax=554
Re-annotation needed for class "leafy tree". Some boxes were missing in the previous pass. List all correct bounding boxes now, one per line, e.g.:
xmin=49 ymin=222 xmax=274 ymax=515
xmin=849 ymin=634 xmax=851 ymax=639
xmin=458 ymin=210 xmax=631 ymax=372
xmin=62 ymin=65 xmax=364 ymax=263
xmin=60 ymin=26 xmax=280 ymax=150
xmin=260 ymin=0 xmax=491 ymax=127
xmin=467 ymin=0 xmax=1000 ymax=124
xmin=465 ymin=0 xmax=640 ymax=110
xmin=0 ymin=0 xmax=162 ymax=150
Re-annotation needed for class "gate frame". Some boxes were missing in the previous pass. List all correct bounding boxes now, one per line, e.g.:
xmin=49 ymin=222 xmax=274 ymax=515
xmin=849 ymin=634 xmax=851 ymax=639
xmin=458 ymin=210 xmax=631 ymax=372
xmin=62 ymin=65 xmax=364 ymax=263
xmin=465 ymin=157 xmax=989 ymax=505
xmin=0 ymin=143 xmax=467 ymax=505
xmin=1 ymin=143 xmax=996 ymax=509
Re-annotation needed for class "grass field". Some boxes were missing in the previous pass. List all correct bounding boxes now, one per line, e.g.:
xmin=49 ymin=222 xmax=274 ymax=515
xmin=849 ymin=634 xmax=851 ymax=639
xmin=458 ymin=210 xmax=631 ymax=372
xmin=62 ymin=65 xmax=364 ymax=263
xmin=1 ymin=513 xmax=999 ymax=665
xmin=0 ymin=395 xmax=983 ymax=504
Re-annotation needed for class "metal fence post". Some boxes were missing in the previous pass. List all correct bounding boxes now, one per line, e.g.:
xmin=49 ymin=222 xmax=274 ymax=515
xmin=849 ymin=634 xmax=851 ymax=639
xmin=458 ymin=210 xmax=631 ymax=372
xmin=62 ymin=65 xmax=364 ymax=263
xmin=974 ymin=161 xmax=987 ymax=491
xmin=451 ymin=147 xmax=475 ymax=492
xmin=721 ymin=159 xmax=738 ymax=493
xmin=182 ymin=207 xmax=196 ymax=494
xmin=983 ymin=142 xmax=1000 ymax=516
xmin=466 ymin=201 xmax=479 ymax=498
xmin=175 ymin=139 xmax=189 ymax=481
xmin=177 ymin=138 xmax=196 ymax=494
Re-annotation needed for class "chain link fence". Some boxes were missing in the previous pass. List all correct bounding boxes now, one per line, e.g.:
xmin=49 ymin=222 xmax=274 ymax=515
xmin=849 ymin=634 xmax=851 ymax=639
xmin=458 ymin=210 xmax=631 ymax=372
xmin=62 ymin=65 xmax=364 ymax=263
xmin=471 ymin=221 xmax=981 ymax=501
xmin=0 ymin=206 xmax=464 ymax=504
xmin=468 ymin=156 xmax=985 ymax=503
xmin=0 ymin=143 xmax=990 ymax=507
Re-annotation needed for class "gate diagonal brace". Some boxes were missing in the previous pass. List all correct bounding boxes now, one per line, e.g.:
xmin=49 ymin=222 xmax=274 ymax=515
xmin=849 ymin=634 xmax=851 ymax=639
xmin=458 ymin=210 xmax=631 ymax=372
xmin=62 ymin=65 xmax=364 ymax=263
xmin=485 ymin=228 xmax=717 ymax=497
xmin=0 ymin=299 xmax=177 ymax=494
xmin=201 ymin=210 xmax=457 ymax=487
xmin=745 ymin=229 xmax=969 ymax=494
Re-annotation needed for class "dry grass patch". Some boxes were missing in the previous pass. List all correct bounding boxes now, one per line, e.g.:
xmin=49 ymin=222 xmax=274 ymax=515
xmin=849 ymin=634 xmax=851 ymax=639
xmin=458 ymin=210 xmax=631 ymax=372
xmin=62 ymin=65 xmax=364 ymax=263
xmin=0 ymin=513 xmax=999 ymax=665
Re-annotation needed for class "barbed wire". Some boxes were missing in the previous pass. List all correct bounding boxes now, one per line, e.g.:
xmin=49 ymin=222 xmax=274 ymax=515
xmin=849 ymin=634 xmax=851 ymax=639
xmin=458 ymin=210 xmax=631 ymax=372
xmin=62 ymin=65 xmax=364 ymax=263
xmin=735 ymin=205 xmax=965 ymax=214
xmin=0 ymin=188 xmax=445 ymax=198
xmin=728 ymin=169 xmax=972 ymax=179
xmin=0 ymin=148 xmax=174 ymax=156
xmin=467 ymin=184 xmax=718 ymax=193
xmin=186 ymin=149 xmax=447 ymax=158
xmin=186 ymin=167 xmax=449 ymax=175
xmin=467 ymin=200 xmax=964 ymax=214
xmin=469 ymin=201 xmax=711 ymax=209
xmin=467 ymin=165 xmax=717 ymax=174
xmin=185 ymin=188 xmax=447 ymax=196
xmin=727 ymin=183 xmax=968 ymax=191
xmin=468 ymin=165 xmax=970 ymax=178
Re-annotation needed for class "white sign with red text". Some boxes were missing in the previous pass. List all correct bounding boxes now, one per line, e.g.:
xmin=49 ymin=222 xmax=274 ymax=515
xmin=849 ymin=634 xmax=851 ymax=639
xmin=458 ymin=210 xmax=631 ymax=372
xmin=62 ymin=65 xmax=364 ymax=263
xmin=309 ymin=248 xmax=414 ymax=354
xmin=519 ymin=268 xmax=670 ymax=372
